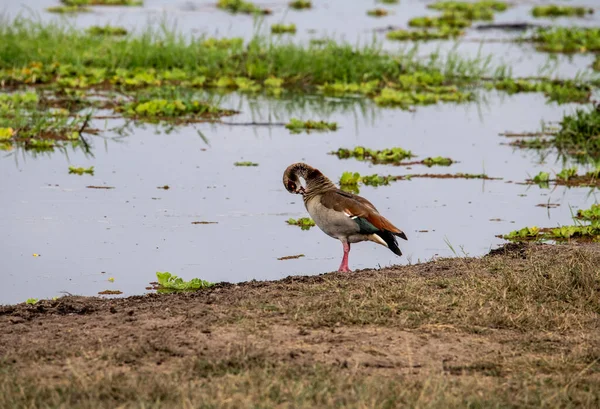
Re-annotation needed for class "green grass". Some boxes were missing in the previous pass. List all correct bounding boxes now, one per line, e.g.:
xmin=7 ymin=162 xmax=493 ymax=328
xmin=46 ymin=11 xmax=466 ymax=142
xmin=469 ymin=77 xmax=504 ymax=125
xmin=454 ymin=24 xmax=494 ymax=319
xmin=332 ymin=146 xmax=414 ymax=164
xmin=554 ymin=106 xmax=600 ymax=157
xmin=531 ymin=27 xmax=600 ymax=53
xmin=86 ymin=25 xmax=128 ymax=36
xmin=286 ymin=217 xmax=315 ymax=230
xmin=532 ymin=5 xmax=593 ymax=19
xmin=271 ymin=24 xmax=297 ymax=34
xmin=155 ymin=272 xmax=214 ymax=292
xmin=0 ymin=19 xmax=497 ymax=88
xmin=285 ymin=118 xmax=338 ymax=133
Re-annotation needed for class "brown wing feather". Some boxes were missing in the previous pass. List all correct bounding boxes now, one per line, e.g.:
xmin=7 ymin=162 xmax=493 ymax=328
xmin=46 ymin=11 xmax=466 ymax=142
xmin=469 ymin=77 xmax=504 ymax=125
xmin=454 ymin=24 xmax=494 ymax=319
xmin=320 ymin=190 xmax=405 ymax=235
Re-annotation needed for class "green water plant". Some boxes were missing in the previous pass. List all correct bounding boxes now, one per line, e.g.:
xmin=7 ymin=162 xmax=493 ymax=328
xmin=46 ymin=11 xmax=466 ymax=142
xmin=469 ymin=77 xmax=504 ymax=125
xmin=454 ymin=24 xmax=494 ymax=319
xmin=532 ymin=171 xmax=550 ymax=188
xmin=504 ymin=226 xmax=540 ymax=241
xmin=333 ymin=146 xmax=414 ymax=163
xmin=532 ymin=5 xmax=593 ymax=19
xmin=286 ymin=217 xmax=315 ymax=230
xmin=155 ymin=272 xmax=214 ymax=291
xmin=234 ymin=161 xmax=259 ymax=166
xmin=271 ymin=24 xmax=297 ymax=34
xmin=554 ymin=106 xmax=600 ymax=157
xmin=504 ymin=202 xmax=600 ymax=242
xmin=386 ymin=28 xmax=463 ymax=41
xmin=577 ymin=203 xmax=600 ymax=222
xmin=317 ymin=80 xmax=379 ymax=96
xmin=217 ymin=0 xmax=269 ymax=14
xmin=374 ymin=87 xmax=473 ymax=108
xmin=285 ymin=118 xmax=338 ymax=133
xmin=25 ymin=298 xmax=39 ymax=305
xmin=490 ymin=78 xmax=592 ymax=104
xmin=289 ymin=0 xmax=311 ymax=9
xmin=367 ymin=9 xmax=389 ymax=17
xmin=120 ymin=97 xmax=234 ymax=120
xmin=339 ymin=172 xmax=393 ymax=187
xmin=69 ymin=166 xmax=94 ymax=175
xmin=423 ymin=156 xmax=454 ymax=166
xmin=427 ymin=1 xmax=508 ymax=13
xmin=47 ymin=5 xmax=90 ymax=13
xmin=61 ymin=0 xmax=143 ymax=5
xmin=86 ymin=25 xmax=128 ymax=36
xmin=531 ymin=27 xmax=600 ymax=53
xmin=377 ymin=0 xmax=398 ymax=4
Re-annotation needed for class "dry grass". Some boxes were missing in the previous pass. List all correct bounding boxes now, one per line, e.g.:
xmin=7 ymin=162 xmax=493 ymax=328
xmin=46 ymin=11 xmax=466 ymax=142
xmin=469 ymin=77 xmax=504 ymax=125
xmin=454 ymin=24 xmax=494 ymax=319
xmin=1 ymin=243 xmax=599 ymax=408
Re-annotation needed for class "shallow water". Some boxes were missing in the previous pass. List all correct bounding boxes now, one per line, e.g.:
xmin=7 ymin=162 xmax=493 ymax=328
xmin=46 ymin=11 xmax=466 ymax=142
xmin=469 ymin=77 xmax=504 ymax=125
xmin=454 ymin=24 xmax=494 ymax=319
xmin=1 ymin=0 xmax=600 ymax=304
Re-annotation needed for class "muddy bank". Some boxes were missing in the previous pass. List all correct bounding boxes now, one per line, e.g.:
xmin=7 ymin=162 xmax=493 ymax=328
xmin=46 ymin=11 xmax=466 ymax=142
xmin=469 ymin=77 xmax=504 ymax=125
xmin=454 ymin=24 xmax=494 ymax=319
xmin=1 ymin=243 xmax=599 ymax=408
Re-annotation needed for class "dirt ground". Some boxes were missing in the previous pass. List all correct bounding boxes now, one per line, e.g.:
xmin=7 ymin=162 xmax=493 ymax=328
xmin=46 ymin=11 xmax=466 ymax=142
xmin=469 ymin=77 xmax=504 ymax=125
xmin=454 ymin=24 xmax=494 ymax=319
xmin=1 ymin=243 xmax=599 ymax=408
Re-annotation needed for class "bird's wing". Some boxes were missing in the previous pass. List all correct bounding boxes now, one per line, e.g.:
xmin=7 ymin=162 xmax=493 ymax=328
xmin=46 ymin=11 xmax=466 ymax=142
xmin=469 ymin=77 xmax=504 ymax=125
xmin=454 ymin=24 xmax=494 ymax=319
xmin=319 ymin=189 xmax=407 ymax=239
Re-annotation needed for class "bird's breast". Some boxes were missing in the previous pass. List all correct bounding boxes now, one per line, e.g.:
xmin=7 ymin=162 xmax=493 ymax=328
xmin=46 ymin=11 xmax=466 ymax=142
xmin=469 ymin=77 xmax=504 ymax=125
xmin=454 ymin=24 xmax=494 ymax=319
xmin=305 ymin=197 xmax=360 ymax=240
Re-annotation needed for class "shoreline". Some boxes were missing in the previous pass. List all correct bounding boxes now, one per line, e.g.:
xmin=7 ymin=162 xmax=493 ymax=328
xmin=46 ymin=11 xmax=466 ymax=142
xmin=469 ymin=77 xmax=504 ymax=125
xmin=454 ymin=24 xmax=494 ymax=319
xmin=1 ymin=242 xmax=599 ymax=407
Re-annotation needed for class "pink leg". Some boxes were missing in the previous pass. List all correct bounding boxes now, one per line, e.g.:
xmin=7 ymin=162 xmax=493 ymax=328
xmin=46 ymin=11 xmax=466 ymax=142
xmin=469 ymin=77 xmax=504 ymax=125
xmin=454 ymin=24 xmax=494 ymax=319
xmin=338 ymin=242 xmax=351 ymax=272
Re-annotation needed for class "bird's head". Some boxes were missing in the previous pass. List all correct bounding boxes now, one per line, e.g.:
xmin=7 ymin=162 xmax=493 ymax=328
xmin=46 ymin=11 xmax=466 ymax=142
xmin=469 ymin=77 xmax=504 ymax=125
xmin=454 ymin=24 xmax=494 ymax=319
xmin=283 ymin=162 xmax=313 ymax=195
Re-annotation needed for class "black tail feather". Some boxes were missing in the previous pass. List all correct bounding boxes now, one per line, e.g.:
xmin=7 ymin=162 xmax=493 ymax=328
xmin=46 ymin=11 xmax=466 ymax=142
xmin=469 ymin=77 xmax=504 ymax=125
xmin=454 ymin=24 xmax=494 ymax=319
xmin=379 ymin=230 xmax=402 ymax=256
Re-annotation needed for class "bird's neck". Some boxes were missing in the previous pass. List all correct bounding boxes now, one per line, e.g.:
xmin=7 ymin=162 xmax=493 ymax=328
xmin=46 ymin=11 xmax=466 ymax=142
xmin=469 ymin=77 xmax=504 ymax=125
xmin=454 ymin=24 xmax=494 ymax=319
xmin=303 ymin=173 xmax=336 ymax=203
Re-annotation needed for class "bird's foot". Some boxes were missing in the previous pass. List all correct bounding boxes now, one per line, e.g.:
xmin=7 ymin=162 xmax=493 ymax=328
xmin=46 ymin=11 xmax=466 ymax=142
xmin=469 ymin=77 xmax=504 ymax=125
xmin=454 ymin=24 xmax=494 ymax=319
xmin=337 ymin=266 xmax=352 ymax=273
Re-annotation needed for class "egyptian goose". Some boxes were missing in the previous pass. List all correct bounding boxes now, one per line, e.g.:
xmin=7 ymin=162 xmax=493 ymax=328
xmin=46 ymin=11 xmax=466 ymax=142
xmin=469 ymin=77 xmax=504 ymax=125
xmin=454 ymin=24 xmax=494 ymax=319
xmin=283 ymin=163 xmax=407 ymax=272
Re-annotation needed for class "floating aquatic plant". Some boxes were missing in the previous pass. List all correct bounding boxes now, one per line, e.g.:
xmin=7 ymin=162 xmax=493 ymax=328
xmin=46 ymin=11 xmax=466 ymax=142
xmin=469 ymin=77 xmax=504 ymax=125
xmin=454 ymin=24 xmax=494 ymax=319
xmin=217 ymin=0 xmax=270 ymax=14
xmin=234 ymin=161 xmax=259 ymax=166
xmin=285 ymin=118 xmax=338 ymax=133
xmin=286 ymin=217 xmax=315 ymax=230
xmin=317 ymin=81 xmax=379 ymax=96
xmin=423 ymin=156 xmax=454 ymax=166
xmin=61 ymin=0 xmax=143 ymax=5
xmin=69 ymin=166 xmax=94 ymax=175
xmin=271 ymin=24 xmax=297 ymax=34
xmin=332 ymin=146 xmax=414 ymax=164
xmin=339 ymin=172 xmax=393 ymax=187
xmin=155 ymin=272 xmax=214 ymax=292
xmin=374 ymin=87 xmax=473 ymax=108
xmin=367 ymin=9 xmax=389 ymax=17
xmin=532 ymin=5 xmax=593 ymax=19
xmin=427 ymin=1 xmax=508 ymax=13
xmin=47 ymin=5 xmax=90 ymax=13
xmin=577 ymin=204 xmax=600 ymax=222
xmin=528 ymin=167 xmax=600 ymax=188
xmin=86 ymin=25 xmax=128 ymax=36
xmin=531 ymin=27 xmax=600 ymax=53
xmin=386 ymin=28 xmax=464 ymax=41
xmin=289 ymin=0 xmax=311 ymax=10
xmin=503 ymin=203 xmax=600 ymax=242
xmin=490 ymin=78 xmax=592 ymax=104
